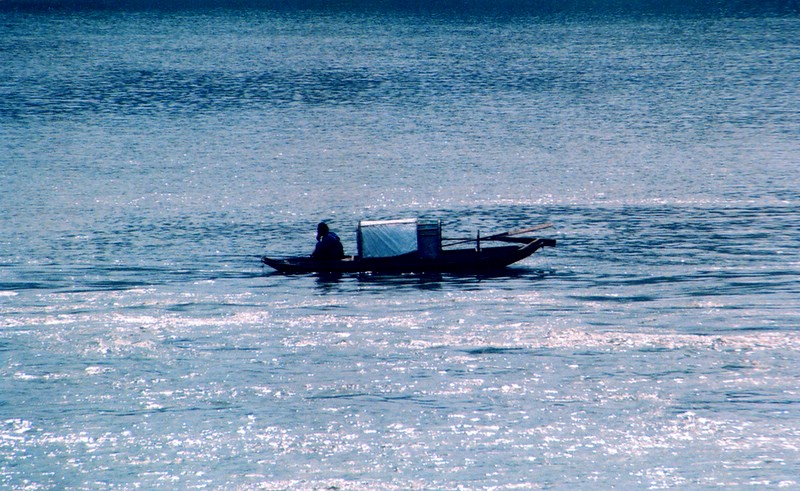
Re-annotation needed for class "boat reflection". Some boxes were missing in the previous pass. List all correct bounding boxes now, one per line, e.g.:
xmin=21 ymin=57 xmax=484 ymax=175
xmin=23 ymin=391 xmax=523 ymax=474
xmin=311 ymin=267 xmax=555 ymax=293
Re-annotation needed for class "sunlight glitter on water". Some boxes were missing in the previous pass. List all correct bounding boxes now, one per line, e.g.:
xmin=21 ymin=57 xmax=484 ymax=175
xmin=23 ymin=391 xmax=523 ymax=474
xmin=2 ymin=8 xmax=799 ymax=489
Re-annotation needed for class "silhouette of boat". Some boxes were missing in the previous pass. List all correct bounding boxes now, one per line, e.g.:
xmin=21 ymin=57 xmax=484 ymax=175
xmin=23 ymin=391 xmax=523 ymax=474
xmin=262 ymin=219 xmax=555 ymax=274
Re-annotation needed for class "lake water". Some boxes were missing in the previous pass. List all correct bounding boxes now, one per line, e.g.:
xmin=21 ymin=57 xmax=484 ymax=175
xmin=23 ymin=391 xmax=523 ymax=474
xmin=1 ymin=3 xmax=799 ymax=489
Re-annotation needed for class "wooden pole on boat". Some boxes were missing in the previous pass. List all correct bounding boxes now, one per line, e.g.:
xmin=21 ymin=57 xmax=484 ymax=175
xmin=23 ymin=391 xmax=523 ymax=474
xmin=443 ymin=223 xmax=553 ymax=247
xmin=489 ymin=223 xmax=554 ymax=239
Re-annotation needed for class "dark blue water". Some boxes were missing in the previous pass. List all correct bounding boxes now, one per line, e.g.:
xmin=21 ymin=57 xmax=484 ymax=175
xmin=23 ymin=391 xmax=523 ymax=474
xmin=1 ymin=5 xmax=799 ymax=490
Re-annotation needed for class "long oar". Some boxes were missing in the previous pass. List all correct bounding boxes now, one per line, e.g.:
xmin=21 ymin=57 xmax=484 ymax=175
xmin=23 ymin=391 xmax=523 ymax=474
xmin=488 ymin=236 xmax=544 ymax=244
xmin=443 ymin=223 xmax=553 ymax=247
xmin=486 ymin=223 xmax=554 ymax=240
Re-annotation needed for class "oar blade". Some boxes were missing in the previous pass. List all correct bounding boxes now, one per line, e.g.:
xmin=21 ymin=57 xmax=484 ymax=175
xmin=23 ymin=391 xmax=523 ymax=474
xmin=489 ymin=223 xmax=554 ymax=239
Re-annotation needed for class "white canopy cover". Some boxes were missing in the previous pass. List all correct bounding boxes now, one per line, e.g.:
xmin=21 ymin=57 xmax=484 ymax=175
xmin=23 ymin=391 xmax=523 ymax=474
xmin=357 ymin=219 xmax=418 ymax=258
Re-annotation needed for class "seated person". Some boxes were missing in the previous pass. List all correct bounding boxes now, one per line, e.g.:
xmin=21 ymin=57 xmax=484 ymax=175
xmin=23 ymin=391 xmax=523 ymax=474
xmin=312 ymin=222 xmax=345 ymax=260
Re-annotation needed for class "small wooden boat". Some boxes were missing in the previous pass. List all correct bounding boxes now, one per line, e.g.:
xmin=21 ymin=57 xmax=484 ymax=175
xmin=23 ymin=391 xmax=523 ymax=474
xmin=262 ymin=220 xmax=556 ymax=274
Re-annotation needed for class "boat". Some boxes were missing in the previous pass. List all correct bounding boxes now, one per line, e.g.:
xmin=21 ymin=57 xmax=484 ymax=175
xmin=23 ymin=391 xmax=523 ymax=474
xmin=261 ymin=218 xmax=556 ymax=274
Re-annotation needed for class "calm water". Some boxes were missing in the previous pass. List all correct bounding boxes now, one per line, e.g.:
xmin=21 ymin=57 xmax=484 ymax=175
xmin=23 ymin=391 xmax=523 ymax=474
xmin=2 ymin=5 xmax=799 ymax=490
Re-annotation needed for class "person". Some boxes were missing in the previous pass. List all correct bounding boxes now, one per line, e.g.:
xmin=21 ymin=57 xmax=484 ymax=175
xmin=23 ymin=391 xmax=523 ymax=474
xmin=311 ymin=222 xmax=345 ymax=260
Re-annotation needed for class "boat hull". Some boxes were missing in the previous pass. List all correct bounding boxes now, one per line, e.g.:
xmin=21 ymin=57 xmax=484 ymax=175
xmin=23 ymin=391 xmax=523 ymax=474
xmin=262 ymin=238 xmax=555 ymax=274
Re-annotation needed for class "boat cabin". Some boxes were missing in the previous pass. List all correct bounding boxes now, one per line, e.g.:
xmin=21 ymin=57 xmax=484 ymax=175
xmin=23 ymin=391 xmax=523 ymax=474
xmin=357 ymin=219 xmax=442 ymax=260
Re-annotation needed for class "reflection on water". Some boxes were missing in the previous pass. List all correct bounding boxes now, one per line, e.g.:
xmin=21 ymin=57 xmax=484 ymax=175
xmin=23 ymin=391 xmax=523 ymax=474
xmin=1 ymin=7 xmax=799 ymax=491
xmin=306 ymin=267 xmax=557 ymax=294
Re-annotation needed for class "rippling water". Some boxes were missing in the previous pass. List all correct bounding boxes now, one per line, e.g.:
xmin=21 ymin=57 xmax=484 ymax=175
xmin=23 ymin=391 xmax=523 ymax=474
xmin=1 ymin=5 xmax=799 ymax=490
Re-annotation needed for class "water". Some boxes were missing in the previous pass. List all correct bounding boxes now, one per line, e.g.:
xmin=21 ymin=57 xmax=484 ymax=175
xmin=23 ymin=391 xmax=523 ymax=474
xmin=2 ymin=4 xmax=799 ymax=489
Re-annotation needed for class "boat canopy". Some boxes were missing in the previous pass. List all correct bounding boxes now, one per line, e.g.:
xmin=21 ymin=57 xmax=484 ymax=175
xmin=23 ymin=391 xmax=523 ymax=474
xmin=357 ymin=218 xmax=441 ymax=258
xmin=358 ymin=219 xmax=417 ymax=258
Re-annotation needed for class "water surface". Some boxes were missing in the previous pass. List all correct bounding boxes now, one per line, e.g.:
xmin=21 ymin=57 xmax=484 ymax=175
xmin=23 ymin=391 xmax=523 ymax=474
xmin=1 ymin=6 xmax=799 ymax=490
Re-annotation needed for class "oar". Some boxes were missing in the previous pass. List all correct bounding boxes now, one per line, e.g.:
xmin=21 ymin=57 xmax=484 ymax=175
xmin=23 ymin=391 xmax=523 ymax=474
xmin=489 ymin=236 xmax=543 ymax=244
xmin=443 ymin=223 xmax=553 ymax=247
xmin=486 ymin=223 xmax=554 ymax=240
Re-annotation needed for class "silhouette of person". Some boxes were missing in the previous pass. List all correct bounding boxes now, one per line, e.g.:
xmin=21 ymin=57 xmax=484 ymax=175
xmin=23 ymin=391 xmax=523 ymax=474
xmin=311 ymin=222 xmax=345 ymax=260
